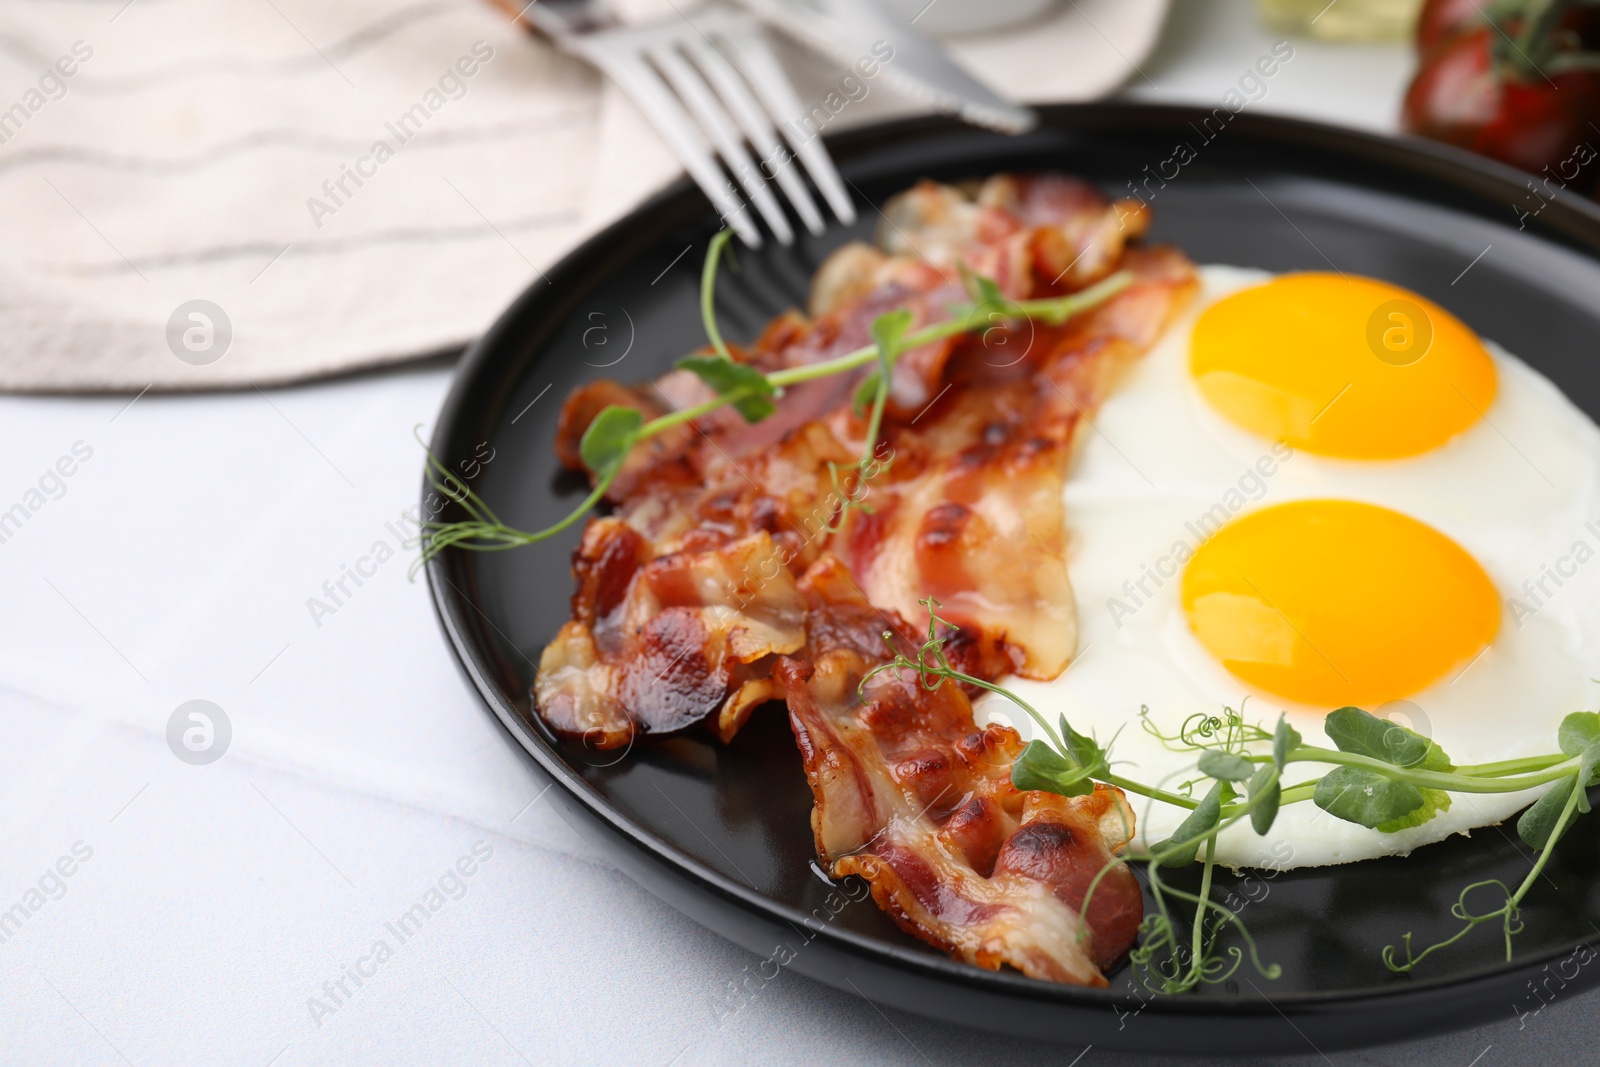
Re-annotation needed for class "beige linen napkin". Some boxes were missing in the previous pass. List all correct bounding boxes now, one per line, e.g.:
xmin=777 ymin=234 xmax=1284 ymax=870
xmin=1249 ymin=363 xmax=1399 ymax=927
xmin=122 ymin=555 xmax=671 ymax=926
xmin=0 ymin=0 xmax=1165 ymax=392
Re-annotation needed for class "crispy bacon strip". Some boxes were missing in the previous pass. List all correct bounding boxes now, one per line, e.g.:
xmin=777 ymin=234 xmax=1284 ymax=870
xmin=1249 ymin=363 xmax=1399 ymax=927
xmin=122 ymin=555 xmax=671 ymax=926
xmin=532 ymin=174 xmax=1197 ymax=984
xmin=536 ymin=522 xmax=806 ymax=745
xmin=836 ymin=244 xmax=1194 ymax=678
xmin=783 ymin=561 xmax=1144 ymax=983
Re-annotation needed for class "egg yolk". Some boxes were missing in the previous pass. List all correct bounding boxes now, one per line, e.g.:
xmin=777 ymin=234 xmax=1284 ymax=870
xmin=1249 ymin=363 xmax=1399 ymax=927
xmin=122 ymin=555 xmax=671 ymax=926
xmin=1181 ymin=500 xmax=1499 ymax=708
xmin=1190 ymin=274 xmax=1497 ymax=459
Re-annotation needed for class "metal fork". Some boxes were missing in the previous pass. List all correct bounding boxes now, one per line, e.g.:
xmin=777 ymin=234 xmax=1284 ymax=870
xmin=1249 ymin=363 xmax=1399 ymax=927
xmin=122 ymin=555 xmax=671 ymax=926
xmin=496 ymin=0 xmax=857 ymax=247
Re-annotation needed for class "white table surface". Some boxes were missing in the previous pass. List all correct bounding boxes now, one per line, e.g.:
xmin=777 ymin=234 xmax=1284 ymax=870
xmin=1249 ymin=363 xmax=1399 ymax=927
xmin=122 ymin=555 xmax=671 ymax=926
xmin=3 ymin=1 xmax=1595 ymax=1063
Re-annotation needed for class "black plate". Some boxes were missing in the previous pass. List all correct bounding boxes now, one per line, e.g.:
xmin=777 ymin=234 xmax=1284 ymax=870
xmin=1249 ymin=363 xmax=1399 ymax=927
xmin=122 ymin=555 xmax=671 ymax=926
xmin=425 ymin=105 xmax=1600 ymax=1055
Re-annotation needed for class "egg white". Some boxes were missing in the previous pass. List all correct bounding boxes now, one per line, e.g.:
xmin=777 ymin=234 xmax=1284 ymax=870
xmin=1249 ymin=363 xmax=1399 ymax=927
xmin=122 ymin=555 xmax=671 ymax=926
xmin=981 ymin=265 xmax=1600 ymax=869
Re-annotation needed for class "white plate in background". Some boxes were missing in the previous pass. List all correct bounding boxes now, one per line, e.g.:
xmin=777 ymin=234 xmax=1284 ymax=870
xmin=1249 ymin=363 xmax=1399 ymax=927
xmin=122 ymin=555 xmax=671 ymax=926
xmin=943 ymin=0 xmax=1172 ymax=102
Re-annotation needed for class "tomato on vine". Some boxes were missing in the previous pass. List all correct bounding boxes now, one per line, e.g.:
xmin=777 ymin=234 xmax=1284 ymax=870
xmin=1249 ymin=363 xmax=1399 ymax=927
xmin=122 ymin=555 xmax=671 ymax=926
xmin=1403 ymin=0 xmax=1600 ymax=189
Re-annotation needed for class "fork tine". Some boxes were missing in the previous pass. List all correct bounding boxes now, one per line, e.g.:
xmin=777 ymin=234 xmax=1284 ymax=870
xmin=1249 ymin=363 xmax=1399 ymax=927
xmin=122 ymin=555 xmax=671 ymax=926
xmin=682 ymin=36 xmax=826 ymax=238
xmin=718 ymin=23 xmax=857 ymax=227
xmin=575 ymin=44 xmax=764 ymax=248
xmin=647 ymin=42 xmax=795 ymax=246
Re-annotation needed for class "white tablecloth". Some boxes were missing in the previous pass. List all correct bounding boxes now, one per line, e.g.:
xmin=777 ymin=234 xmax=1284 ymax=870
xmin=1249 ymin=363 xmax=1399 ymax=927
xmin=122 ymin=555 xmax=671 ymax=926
xmin=3 ymin=2 xmax=1595 ymax=1063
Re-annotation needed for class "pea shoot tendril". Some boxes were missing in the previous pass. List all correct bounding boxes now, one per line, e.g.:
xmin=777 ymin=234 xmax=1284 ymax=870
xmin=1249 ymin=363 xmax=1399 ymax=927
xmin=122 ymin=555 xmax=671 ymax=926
xmin=872 ymin=598 xmax=1600 ymax=991
xmin=414 ymin=230 xmax=1134 ymax=573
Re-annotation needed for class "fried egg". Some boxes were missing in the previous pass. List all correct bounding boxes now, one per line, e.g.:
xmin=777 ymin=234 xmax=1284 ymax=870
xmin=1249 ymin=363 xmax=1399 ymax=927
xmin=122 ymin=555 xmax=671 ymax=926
xmin=981 ymin=266 xmax=1600 ymax=869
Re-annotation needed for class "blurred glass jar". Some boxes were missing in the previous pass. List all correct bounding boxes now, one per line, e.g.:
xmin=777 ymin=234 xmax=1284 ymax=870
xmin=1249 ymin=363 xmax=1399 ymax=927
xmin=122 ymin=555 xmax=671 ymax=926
xmin=1257 ymin=0 xmax=1425 ymax=41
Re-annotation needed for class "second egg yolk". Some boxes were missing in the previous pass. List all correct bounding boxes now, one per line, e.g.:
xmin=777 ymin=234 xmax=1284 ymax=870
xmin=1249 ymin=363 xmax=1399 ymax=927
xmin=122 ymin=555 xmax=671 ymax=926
xmin=1181 ymin=500 xmax=1500 ymax=708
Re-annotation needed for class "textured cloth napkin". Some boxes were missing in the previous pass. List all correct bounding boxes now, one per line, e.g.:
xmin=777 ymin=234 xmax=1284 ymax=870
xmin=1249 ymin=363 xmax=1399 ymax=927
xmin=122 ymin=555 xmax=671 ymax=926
xmin=0 ymin=0 xmax=1166 ymax=393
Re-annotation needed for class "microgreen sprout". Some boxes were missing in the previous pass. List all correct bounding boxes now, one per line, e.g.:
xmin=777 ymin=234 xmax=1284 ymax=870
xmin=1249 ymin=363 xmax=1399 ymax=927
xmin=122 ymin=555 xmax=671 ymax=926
xmin=871 ymin=599 xmax=1600 ymax=989
xmin=415 ymin=230 xmax=1133 ymax=573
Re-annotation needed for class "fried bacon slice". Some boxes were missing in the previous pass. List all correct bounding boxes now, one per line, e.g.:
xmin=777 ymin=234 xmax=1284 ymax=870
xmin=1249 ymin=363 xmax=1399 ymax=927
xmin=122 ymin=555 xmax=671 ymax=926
xmin=784 ymin=651 xmax=1142 ymax=983
xmin=834 ymin=242 xmax=1193 ymax=679
xmin=536 ymin=523 xmax=806 ymax=746
xmin=785 ymin=559 xmax=1144 ymax=983
xmin=533 ymin=174 xmax=1197 ymax=984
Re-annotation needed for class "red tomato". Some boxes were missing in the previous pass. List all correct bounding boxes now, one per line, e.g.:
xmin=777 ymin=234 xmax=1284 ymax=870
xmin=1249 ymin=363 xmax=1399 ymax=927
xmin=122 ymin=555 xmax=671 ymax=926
xmin=1415 ymin=0 xmax=1484 ymax=54
xmin=1402 ymin=27 xmax=1600 ymax=181
xmin=1416 ymin=0 xmax=1600 ymax=60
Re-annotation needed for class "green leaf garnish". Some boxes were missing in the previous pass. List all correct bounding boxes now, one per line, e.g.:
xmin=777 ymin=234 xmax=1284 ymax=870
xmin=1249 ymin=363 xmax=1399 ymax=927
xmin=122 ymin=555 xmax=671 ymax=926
xmin=1518 ymin=777 xmax=1577 ymax=849
xmin=1248 ymin=764 xmax=1281 ymax=835
xmin=1011 ymin=739 xmax=1096 ymax=797
xmin=870 ymin=309 xmax=912 ymax=357
xmin=1577 ymin=738 xmax=1600 ymax=813
xmin=1061 ymin=714 xmax=1106 ymax=774
xmin=578 ymin=404 xmax=643 ymax=475
xmin=1156 ymin=780 xmax=1230 ymax=868
xmin=1324 ymin=706 xmax=1453 ymax=771
xmin=676 ymin=355 xmax=776 ymax=423
xmin=959 ymin=263 xmax=1005 ymax=307
xmin=1010 ymin=715 xmax=1108 ymax=799
xmin=1272 ymin=715 xmax=1300 ymax=769
xmin=1560 ymin=711 xmax=1600 ymax=757
xmin=1375 ymin=787 xmax=1452 ymax=833
xmin=1314 ymin=708 xmax=1454 ymax=831
xmin=1312 ymin=766 xmax=1428 ymax=830
xmin=1198 ymin=749 xmax=1254 ymax=782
